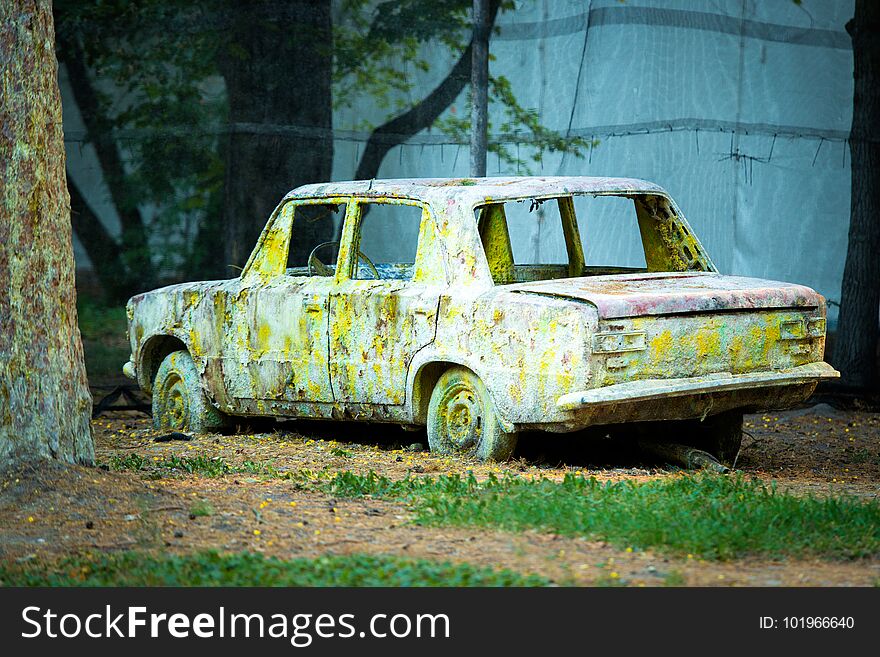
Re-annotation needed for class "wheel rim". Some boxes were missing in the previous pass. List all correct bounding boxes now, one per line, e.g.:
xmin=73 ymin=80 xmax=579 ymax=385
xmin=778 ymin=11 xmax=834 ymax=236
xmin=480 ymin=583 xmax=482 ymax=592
xmin=439 ymin=382 xmax=483 ymax=451
xmin=161 ymin=373 xmax=189 ymax=429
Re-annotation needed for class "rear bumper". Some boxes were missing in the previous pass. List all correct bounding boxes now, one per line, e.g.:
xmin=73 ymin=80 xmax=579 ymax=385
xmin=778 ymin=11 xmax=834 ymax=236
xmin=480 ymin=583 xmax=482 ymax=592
xmin=557 ymin=361 xmax=839 ymax=411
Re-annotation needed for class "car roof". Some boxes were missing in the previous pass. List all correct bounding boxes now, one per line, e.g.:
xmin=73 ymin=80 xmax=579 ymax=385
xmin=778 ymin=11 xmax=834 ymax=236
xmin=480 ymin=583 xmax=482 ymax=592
xmin=283 ymin=176 xmax=667 ymax=206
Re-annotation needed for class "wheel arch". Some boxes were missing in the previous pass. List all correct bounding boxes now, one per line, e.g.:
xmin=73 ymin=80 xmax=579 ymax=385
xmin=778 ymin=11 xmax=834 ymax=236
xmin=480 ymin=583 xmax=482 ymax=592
xmin=137 ymin=334 xmax=188 ymax=393
xmin=407 ymin=354 xmax=515 ymax=432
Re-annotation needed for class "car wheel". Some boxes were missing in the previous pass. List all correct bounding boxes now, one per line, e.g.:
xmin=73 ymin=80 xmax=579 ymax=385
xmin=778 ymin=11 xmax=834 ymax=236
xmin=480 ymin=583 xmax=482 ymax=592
xmin=152 ymin=350 xmax=227 ymax=433
xmin=426 ymin=366 xmax=517 ymax=462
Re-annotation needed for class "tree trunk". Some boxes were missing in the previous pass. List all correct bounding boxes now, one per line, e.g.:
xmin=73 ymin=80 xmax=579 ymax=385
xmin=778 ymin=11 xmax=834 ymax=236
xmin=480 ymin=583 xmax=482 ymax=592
xmin=0 ymin=0 xmax=94 ymax=468
xmin=834 ymin=0 xmax=880 ymax=391
xmin=217 ymin=0 xmax=334 ymax=270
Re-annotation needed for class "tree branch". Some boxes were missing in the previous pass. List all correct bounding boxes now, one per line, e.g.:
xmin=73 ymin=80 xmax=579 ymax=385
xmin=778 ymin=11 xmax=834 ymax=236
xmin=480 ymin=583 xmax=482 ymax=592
xmin=354 ymin=0 xmax=500 ymax=180
xmin=67 ymin=173 xmax=132 ymax=304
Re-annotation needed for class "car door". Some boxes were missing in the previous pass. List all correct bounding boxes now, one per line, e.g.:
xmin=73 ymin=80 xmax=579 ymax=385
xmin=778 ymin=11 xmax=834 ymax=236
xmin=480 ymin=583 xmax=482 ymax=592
xmin=221 ymin=198 xmax=345 ymax=404
xmin=329 ymin=198 xmax=446 ymax=405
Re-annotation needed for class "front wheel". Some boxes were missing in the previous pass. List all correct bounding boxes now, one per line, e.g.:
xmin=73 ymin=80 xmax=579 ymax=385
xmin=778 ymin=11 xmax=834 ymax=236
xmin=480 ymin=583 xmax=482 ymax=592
xmin=426 ymin=367 xmax=518 ymax=462
xmin=152 ymin=350 xmax=227 ymax=433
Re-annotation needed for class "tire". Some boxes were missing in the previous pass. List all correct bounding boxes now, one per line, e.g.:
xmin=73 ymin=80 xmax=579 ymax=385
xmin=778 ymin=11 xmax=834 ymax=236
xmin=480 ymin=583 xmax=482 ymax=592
xmin=152 ymin=350 xmax=227 ymax=433
xmin=426 ymin=366 xmax=518 ymax=462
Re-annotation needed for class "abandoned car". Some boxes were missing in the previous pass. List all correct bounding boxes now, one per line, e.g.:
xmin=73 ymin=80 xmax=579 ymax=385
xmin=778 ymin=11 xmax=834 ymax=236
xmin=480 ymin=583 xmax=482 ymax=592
xmin=123 ymin=177 xmax=839 ymax=462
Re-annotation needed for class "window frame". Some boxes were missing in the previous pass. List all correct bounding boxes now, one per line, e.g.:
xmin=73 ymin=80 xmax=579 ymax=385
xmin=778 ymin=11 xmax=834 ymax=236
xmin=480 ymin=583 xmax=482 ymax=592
xmin=336 ymin=196 xmax=442 ymax=284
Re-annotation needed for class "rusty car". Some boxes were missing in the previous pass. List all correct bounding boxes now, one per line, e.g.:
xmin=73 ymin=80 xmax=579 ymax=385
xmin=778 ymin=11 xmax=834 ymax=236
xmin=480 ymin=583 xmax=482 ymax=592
xmin=123 ymin=176 xmax=839 ymax=462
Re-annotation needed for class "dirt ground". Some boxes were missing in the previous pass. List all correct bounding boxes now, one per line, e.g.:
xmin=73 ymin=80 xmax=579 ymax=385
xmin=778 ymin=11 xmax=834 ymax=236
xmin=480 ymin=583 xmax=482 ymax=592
xmin=1 ymin=396 xmax=878 ymax=586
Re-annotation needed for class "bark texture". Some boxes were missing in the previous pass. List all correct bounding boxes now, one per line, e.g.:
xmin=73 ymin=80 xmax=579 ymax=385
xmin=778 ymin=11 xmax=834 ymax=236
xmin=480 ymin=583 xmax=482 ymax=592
xmin=0 ymin=0 xmax=94 ymax=467
xmin=834 ymin=0 xmax=880 ymax=390
xmin=218 ymin=0 xmax=334 ymax=270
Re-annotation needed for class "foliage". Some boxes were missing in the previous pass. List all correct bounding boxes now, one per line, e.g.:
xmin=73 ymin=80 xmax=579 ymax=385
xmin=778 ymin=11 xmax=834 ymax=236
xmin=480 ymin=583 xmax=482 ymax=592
xmin=0 ymin=551 xmax=548 ymax=586
xmin=57 ymin=1 xmax=226 ymax=278
xmin=322 ymin=471 xmax=880 ymax=561
xmin=434 ymin=76 xmax=596 ymax=174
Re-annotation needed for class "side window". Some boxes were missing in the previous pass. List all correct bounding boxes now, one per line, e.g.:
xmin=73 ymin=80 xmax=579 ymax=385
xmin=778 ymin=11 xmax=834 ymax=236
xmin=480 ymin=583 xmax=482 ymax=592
xmin=474 ymin=199 xmax=572 ymax=284
xmin=501 ymin=199 xmax=569 ymax=265
xmin=354 ymin=202 xmax=423 ymax=280
xmin=573 ymin=195 xmax=648 ymax=270
xmin=286 ymin=202 xmax=343 ymax=277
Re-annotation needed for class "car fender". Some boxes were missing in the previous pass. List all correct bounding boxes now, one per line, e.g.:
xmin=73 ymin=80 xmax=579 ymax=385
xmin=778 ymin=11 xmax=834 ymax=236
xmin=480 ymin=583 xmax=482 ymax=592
xmin=405 ymin=347 xmax=516 ymax=432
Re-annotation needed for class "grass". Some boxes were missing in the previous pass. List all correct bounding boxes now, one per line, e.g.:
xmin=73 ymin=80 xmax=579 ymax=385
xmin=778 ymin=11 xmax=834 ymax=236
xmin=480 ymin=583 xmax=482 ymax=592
xmin=321 ymin=471 xmax=880 ymax=561
xmin=108 ymin=453 xmax=281 ymax=478
xmin=106 ymin=452 xmax=880 ymax=561
xmin=0 ymin=551 xmax=549 ymax=587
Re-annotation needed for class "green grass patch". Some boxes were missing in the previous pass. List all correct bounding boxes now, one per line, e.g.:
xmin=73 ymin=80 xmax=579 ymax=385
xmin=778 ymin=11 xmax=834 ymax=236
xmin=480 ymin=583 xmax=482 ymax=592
xmin=0 ymin=551 xmax=548 ymax=587
xmin=322 ymin=471 xmax=880 ymax=561
xmin=188 ymin=501 xmax=215 ymax=517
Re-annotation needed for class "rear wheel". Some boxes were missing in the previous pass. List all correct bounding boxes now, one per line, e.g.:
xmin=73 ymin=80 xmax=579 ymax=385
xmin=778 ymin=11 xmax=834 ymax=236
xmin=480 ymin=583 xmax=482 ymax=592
xmin=152 ymin=350 xmax=227 ymax=433
xmin=426 ymin=367 xmax=518 ymax=462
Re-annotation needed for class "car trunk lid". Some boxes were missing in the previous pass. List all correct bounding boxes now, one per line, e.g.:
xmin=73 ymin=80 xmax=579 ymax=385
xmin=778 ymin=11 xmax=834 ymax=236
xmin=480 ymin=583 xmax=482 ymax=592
xmin=508 ymin=272 xmax=821 ymax=319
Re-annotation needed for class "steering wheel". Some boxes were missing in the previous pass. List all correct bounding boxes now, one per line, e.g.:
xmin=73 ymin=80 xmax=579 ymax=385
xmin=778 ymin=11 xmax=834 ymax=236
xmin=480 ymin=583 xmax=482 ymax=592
xmin=307 ymin=241 xmax=379 ymax=280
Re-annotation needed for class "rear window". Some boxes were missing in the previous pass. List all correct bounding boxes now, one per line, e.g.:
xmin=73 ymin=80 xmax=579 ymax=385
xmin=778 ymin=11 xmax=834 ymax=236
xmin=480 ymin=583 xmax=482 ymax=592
xmin=572 ymin=195 xmax=647 ymax=269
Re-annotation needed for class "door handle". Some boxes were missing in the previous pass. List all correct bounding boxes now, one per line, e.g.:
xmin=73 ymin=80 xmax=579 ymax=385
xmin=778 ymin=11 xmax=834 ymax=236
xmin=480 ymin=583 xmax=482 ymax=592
xmin=412 ymin=307 xmax=433 ymax=316
xmin=302 ymin=299 xmax=325 ymax=313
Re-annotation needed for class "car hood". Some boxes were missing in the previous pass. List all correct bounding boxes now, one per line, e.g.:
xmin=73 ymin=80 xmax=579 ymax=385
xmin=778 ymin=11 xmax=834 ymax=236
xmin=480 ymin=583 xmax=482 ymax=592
xmin=506 ymin=272 xmax=822 ymax=319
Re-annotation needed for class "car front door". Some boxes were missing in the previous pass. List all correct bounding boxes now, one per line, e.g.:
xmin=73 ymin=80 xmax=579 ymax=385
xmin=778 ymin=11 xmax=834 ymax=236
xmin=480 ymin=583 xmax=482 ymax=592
xmin=329 ymin=198 xmax=446 ymax=406
xmin=222 ymin=198 xmax=346 ymax=404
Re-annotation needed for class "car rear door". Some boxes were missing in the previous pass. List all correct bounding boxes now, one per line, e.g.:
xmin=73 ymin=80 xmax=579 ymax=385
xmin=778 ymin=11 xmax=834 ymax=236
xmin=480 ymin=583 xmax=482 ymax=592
xmin=328 ymin=198 xmax=445 ymax=405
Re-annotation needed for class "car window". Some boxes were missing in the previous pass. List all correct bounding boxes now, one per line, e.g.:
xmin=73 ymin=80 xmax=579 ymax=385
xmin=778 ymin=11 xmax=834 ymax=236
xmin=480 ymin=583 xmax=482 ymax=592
xmin=502 ymin=199 xmax=569 ymax=265
xmin=573 ymin=195 xmax=647 ymax=269
xmin=354 ymin=202 xmax=423 ymax=280
xmin=474 ymin=194 xmax=652 ymax=284
xmin=287 ymin=202 xmax=342 ymax=276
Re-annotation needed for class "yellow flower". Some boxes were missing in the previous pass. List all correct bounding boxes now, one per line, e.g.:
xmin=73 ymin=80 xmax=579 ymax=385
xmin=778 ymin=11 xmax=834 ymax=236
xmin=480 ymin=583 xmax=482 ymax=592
xmin=27 ymin=516 xmax=34 ymax=523
xmin=625 ymin=547 xmax=633 ymax=553
xmin=609 ymin=572 xmax=619 ymax=579
xmin=253 ymin=529 xmax=261 ymax=536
